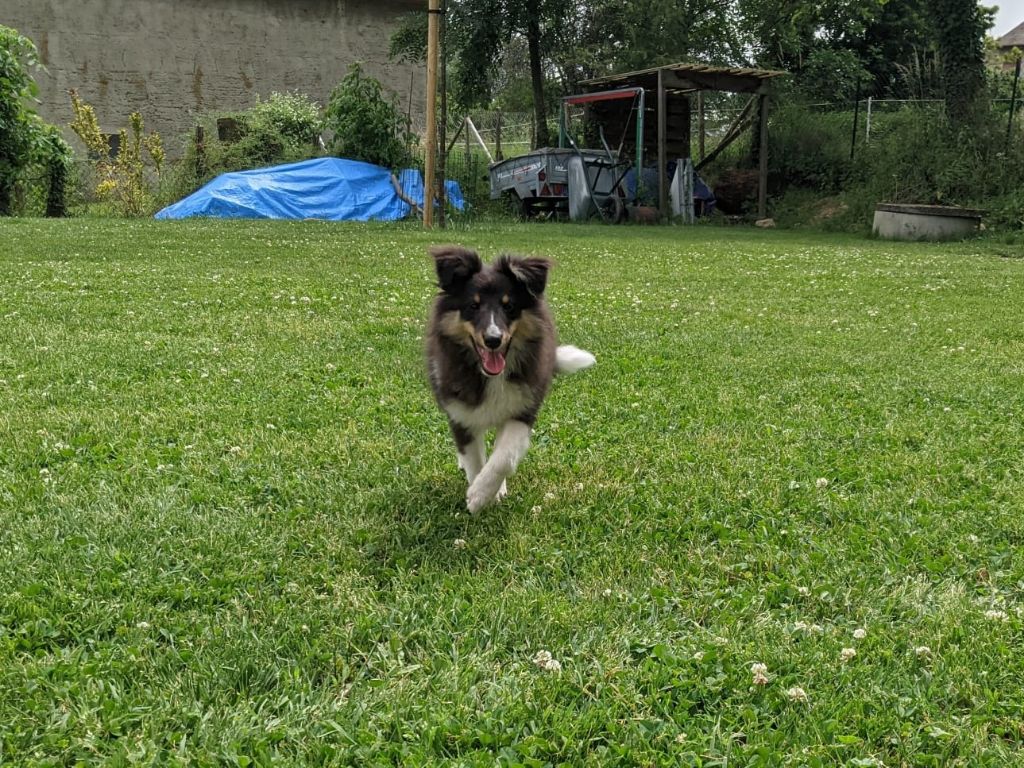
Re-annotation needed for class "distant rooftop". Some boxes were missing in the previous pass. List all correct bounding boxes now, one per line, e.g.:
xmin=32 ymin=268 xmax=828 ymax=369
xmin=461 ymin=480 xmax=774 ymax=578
xmin=998 ymin=21 xmax=1024 ymax=48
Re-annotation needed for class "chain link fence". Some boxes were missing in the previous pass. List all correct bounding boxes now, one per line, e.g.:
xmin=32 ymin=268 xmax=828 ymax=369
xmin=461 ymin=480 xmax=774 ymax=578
xmin=412 ymin=96 xmax=1023 ymax=215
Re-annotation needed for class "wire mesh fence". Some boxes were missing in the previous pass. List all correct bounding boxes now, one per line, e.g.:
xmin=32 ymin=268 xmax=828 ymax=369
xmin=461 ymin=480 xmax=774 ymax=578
xmin=412 ymin=96 xmax=1024 ymax=215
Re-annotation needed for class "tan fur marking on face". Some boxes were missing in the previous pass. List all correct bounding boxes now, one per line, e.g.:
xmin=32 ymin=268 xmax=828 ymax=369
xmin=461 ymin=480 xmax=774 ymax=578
xmin=502 ymin=294 xmax=510 ymax=305
xmin=439 ymin=310 xmax=473 ymax=342
xmin=512 ymin=309 xmax=543 ymax=340
xmin=473 ymin=293 xmax=481 ymax=304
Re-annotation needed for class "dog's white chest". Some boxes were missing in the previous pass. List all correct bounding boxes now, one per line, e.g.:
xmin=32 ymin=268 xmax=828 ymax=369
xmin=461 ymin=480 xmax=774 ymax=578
xmin=444 ymin=378 xmax=534 ymax=432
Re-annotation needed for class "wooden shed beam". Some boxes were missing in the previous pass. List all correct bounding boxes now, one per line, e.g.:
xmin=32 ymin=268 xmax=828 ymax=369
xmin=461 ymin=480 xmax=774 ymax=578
xmin=757 ymin=93 xmax=769 ymax=219
xmin=658 ymin=69 xmax=668 ymax=219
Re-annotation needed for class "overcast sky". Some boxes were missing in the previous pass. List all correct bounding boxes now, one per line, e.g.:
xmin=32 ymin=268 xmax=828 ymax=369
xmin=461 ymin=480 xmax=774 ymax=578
xmin=994 ymin=0 xmax=1024 ymax=36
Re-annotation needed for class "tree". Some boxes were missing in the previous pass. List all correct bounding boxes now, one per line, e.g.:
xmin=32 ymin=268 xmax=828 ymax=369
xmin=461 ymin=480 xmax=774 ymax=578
xmin=324 ymin=64 xmax=414 ymax=168
xmin=927 ymin=0 xmax=992 ymax=127
xmin=568 ymin=0 xmax=741 ymax=77
xmin=0 ymin=26 xmax=41 ymax=215
xmin=449 ymin=0 xmax=569 ymax=146
xmin=391 ymin=0 xmax=569 ymax=147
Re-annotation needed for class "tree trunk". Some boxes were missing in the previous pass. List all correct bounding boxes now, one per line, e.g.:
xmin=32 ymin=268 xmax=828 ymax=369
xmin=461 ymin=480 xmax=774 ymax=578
xmin=526 ymin=3 xmax=550 ymax=148
xmin=0 ymin=179 xmax=12 ymax=217
xmin=930 ymin=0 xmax=987 ymax=129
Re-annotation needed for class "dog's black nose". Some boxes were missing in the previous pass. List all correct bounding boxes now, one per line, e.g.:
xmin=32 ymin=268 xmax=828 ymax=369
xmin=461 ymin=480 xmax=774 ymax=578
xmin=484 ymin=333 xmax=502 ymax=349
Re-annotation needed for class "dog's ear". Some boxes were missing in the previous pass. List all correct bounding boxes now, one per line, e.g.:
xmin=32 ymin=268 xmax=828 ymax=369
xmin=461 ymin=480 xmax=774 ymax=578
xmin=430 ymin=245 xmax=482 ymax=294
xmin=499 ymin=255 xmax=551 ymax=298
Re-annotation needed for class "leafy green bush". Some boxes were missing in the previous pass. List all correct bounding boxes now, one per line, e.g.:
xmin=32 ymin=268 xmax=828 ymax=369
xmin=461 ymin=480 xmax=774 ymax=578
xmin=796 ymin=49 xmax=871 ymax=103
xmin=70 ymin=90 xmax=164 ymax=217
xmin=39 ymin=124 xmax=72 ymax=217
xmin=0 ymin=25 xmax=41 ymax=214
xmin=854 ymin=106 xmax=1024 ymax=207
xmin=767 ymin=103 xmax=853 ymax=193
xmin=761 ymin=99 xmax=1024 ymax=232
xmin=158 ymin=92 xmax=323 ymax=207
xmin=249 ymin=92 xmax=322 ymax=146
xmin=324 ymin=64 xmax=414 ymax=169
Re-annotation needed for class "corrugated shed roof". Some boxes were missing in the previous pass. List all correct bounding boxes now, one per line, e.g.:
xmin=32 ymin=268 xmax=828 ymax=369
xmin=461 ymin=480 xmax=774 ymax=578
xmin=998 ymin=21 xmax=1024 ymax=48
xmin=582 ymin=62 xmax=786 ymax=94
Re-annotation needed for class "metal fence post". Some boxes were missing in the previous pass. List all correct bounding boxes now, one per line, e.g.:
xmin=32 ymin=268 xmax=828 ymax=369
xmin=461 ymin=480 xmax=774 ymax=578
xmin=866 ymin=96 xmax=872 ymax=144
xmin=1008 ymin=58 xmax=1022 ymax=152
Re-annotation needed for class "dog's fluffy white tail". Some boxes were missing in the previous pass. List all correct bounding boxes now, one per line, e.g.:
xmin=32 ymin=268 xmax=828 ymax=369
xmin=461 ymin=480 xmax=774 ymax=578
xmin=555 ymin=345 xmax=596 ymax=375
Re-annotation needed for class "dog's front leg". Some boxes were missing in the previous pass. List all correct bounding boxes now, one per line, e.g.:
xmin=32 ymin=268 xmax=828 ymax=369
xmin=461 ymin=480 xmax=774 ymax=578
xmin=466 ymin=420 xmax=531 ymax=513
xmin=451 ymin=420 xmax=486 ymax=483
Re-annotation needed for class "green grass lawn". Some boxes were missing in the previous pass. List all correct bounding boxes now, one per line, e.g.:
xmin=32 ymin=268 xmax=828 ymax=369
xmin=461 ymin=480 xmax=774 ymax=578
xmin=2 ymin=218 xmax=1024 ymax=767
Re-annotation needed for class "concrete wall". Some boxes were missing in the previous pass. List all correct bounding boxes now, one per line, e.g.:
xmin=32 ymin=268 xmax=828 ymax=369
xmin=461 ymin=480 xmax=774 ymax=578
xmin=3 ymin=0 xmax=424 ymax=155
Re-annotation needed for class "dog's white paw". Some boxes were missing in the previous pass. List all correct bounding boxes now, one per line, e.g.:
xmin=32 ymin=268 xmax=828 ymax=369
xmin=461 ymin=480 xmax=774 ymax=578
xmin=466 ymin=485 xmax=492 ymax=514
xmin=466 ymin=476 xmax=505 ymax=513
xmin=496 ymin=480 xmax=508 ymax=501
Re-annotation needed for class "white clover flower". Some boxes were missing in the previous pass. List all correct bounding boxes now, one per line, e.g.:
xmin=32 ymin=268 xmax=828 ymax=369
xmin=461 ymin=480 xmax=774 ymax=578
xmin=985 ymin=609 xmax=1009 ymax=622
xmin=797 ymin=586 xmax=811 ymax=597
xmin=602 ymin=588 xmax=613 ymax=598
xmin=788 ymin=480 xmax=801 ymax=490
xmin=815 ymin=477 xmax=829 ymax=489
xmin=135 ymin=621 xmax=151 ymax=630
xmin=840 ymin=647 xmax=857 ymax=662
xmin=794 ymin=621 xmax=823 ymax=634
xmin=751 ymin=662 xmax=769 ymax=685
xmin=574 ymin=482 xmax=584 ymax=491
xmin=530 ymin=505 xmax=542 ymax=514
xmin=453 ymin=538 xmax=467 ymax=550
xmin=692 ymin=651 xmax=705 ymax=661
xmin=915 ymin=646 xmax=931 ymax=657
xmin=228 ymin=445 xmax=242 ymax=455
xmin=853 ymin=628 xmax=867 ymax=640
xmin=533 ymin=650 xmax=561 ymax=672
xmin=543 ymin=491 xmax=556 ymax=501
xmin=785 ymin=686 xmax=808 ymax=702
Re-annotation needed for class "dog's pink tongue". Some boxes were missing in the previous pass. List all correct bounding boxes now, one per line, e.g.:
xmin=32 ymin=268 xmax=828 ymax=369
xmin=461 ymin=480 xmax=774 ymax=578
xmin=481 ymin=349 xmax=506 ymax=375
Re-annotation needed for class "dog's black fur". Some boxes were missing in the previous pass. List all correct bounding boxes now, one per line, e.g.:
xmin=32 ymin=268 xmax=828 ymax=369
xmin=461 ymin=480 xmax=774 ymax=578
xmin=426 ymin=245 xmax=593 ymax=512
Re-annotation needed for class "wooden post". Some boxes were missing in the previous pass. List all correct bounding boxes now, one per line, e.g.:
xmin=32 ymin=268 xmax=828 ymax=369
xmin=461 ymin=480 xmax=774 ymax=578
xmin=495 ymin=110 xmax=503 ymax=161
xmin=757 ymin=93 xmax=769 ymax=220
xmin=194 ymin=125 xmax=206 ymax=180
xmin=681 ymin=95 xmax=692 ymax=160
xmin=423 ymin=0 xmax=440 ymax=228
xmin=697 ymin=91 xmax=705 ymax=161
xmin=657 ymin=68 xmax=668 ymax=220
xmin=437 ymin=0 xmax=447 ymax=228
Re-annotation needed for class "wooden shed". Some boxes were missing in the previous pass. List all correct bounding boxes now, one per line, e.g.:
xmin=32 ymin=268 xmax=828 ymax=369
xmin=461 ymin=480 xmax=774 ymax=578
xmin=576 ymin=63 xmax=786 ymax=220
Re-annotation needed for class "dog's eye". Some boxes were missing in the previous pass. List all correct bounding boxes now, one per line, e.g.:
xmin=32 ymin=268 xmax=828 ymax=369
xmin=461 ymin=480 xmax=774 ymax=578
xmin=469 ymin=301 xmax=480 ymax=310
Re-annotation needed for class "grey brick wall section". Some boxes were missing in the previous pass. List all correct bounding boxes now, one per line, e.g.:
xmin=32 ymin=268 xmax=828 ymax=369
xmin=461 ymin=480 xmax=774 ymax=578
xmin=3 ymin=0 xmax=425 ymax=156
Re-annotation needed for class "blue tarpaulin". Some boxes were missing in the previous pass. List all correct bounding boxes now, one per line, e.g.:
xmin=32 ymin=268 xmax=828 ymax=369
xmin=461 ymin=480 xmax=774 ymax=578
xmin=154 ymin=157 xmax=464 ymax=221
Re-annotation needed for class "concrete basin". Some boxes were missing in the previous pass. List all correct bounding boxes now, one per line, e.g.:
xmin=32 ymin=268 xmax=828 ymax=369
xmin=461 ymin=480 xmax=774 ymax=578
xmin=872 ymin=203 xmax=983 ymax=241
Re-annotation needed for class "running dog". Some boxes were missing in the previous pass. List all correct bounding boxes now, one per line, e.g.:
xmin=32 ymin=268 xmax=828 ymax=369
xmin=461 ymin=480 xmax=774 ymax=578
xmin=426 ymin=245 xmax=595 ymax=513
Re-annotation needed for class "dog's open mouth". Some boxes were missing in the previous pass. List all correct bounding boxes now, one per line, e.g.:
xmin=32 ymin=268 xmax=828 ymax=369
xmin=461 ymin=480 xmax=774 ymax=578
xmin=476 ymin=345 xmax=507 ymax=376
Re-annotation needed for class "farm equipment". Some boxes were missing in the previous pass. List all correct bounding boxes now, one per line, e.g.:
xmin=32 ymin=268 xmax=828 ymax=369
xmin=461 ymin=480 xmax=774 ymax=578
xmin=488 ymin=86 xmax=650 ymax=222
xmin=488 ymin=147 xmax=629 ymax=222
